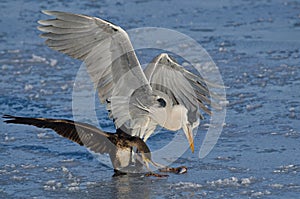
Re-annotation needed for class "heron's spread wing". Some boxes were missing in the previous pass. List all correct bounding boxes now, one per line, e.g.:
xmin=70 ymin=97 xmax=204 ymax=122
xmin=38 ymin=11 xmax=153 ymax=129
xmin=144 ymin=53 xmax=214 ymax=124
xmin=3 ymin=115 xmax=116 ymax=154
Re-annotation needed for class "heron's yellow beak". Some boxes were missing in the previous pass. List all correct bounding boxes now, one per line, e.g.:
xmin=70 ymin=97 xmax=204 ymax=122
xmin=183 ymin=124 xmax=194 ymax=153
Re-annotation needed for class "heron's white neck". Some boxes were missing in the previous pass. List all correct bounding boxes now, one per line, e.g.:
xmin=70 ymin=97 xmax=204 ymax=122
xmin=151 ymin=104 xmax=188 ymax=131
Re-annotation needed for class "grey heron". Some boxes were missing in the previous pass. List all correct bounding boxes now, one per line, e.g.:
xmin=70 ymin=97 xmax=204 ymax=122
xmin=37 ymin=10 xmax=216 ymax=153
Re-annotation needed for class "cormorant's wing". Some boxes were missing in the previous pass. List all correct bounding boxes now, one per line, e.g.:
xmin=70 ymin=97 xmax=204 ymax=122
xmin=38 ymin=11 xmax=155 ymax=131
xmin=3 ymin=115 xmax=116 ymax=154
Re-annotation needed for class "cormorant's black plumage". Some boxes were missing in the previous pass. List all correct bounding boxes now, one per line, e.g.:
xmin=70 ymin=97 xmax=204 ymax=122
xmin=3 ymin=115 xmax=151 ymax=174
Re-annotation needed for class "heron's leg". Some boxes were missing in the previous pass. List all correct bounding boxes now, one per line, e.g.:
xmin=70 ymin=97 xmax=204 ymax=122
xmin=149 ymin=160 xmax=166 ymax=169
xmin=146 ymin=157 xmax=188 ymax=174
xmin=135 ymin=154 xmax=150 ymax=171
xmin=144 ymin=161 xmax=168 ymax=177
xmin=135 ymin=155 xmax=168 ymax=177
xmin=129 ymin=147 xmax=135 ymax=165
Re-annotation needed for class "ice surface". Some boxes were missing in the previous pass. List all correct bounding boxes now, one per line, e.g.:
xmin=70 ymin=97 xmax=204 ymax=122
xmin=0 ymin=0 xmax=299 ymax=198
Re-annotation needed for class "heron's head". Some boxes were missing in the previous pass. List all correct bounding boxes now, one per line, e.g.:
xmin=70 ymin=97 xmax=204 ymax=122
xmin=151 ymin=92 xmax=198 ymax=153
xmin=153 ymin=90 xmax=173 ymax=107
xmin=154 ymin=102 xmax=198 ymax=153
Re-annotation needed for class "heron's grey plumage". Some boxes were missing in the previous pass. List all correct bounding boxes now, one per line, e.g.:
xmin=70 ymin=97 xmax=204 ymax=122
xmin=38 ymin=10 xmax=155 ymax=135
xmin=37 ymin=11 xmax=219 ymax=149
xmin=144 ymin=53 xmax=203 ymax=125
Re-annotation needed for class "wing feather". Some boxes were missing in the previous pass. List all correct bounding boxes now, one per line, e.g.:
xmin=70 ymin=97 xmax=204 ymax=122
xmin=38 ymin=11 xmax=154 ymax=131
xmin=144 ymin=53 xmax=217 ymax=124
xmin=3 ymin=115 xmax=116 ymax=154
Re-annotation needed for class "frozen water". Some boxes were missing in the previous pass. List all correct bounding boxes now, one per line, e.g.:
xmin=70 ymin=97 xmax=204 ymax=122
xmin=1 ymin=0 xmax=299 ymax=198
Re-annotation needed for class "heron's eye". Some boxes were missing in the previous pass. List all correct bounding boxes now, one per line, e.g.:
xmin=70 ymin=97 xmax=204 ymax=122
xmin=157 ymin=98 xmax=166 ymax=107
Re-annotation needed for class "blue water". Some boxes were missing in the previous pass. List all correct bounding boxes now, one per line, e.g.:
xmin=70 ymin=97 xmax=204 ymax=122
xmin=1 ymin=0 xmax=299 ymax=198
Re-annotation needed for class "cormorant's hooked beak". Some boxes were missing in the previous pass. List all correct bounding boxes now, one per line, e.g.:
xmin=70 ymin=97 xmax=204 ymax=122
xmin=183 ymin=124 xmax=194 ymax=153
